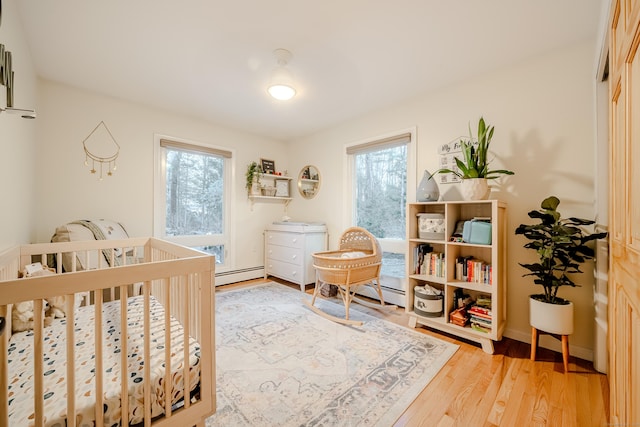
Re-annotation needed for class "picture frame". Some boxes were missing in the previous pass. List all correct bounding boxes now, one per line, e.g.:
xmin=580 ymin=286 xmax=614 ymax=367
xmin=261 ymin=158 xmax=276 ymax=175
xmin=275 ymin=179 xmax=289 ymax=197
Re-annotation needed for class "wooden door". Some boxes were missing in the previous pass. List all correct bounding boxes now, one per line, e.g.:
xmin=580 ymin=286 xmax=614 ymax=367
xmin=608 ymin=0 xmax=640 ymax=424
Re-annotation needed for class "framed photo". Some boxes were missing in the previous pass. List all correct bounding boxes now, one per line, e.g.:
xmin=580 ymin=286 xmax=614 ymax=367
xmin=275 ymin=179 xmax=289 ymax=197
xmin=261 ymin=158 xmax=276 ymax=175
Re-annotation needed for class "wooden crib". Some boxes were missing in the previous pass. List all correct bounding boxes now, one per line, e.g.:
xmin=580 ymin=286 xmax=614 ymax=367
xmin=0 ymin=237 xmax=216 ymax=427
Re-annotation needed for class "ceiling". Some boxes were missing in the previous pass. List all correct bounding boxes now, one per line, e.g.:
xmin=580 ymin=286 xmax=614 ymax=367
xmin=15 ymin=1 xmax=605 ymax=141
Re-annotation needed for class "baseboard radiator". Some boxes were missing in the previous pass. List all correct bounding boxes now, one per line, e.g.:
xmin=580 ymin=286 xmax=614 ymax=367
xmin=215 ymin=266 xmax=264 ymax=286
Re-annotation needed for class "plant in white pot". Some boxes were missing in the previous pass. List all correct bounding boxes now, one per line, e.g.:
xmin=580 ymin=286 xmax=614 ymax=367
xmin=515 ymin=196 xmax=607 ymax=336
xmin=433 ymin=117 xmax=514 ymax=200
xmin=245 ymin=161 xmax=262 ymax=197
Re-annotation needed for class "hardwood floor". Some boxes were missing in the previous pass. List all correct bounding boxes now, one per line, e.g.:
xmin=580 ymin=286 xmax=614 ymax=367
xmin=217 ymin=279 xmax=610 ymax=427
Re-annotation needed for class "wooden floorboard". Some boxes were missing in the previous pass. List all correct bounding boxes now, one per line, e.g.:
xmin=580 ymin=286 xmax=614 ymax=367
xmin=218 ymin=279 xmax=609 ymax=427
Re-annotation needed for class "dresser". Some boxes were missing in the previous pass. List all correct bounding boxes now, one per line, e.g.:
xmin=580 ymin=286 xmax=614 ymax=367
xmin=264 ymin=222 xmax=328 ymax=291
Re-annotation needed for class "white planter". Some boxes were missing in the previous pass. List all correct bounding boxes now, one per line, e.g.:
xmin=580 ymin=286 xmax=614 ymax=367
xmin=250 ymin=180 xmax=262 ymax=196
xmin=529 ymin=296 xmax=574 ymax=335
xmin=460 ymin=178 xmax=490 ymax=200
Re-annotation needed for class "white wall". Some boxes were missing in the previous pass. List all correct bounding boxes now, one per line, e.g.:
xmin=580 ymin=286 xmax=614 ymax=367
xmin=287 ymin=40 xmax=600 ymax=359
xmin=0 ymin=0 xmax=38 ymax=251
xmin=34 ymin=81 xmax=290 ymax=274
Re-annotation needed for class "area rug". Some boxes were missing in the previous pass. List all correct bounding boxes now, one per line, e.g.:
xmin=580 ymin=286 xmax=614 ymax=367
xmin=206 ymin=282 xmax=458 ymax=426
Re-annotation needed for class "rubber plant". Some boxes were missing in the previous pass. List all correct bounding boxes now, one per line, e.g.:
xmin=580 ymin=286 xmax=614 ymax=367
xmin=515 ymin=196 xmax=607 ymax=304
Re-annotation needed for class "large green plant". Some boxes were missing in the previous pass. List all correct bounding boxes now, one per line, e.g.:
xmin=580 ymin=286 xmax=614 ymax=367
xmin=515 ymin=196 xmax=607 ymax=304
xmin=434 ymin=117 xmax=514 ymax=179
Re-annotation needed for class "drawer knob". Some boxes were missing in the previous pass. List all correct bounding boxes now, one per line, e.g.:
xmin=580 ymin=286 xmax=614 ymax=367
xmin=291 ymin=255 xmax=297 ymax=260
xmin=292 ymin=238 xmax=298 ymax=243
xmin=291 ymin=271 xmax=297 ymax=276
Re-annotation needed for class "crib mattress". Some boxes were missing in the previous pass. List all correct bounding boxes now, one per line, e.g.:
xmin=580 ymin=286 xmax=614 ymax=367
xmin=7 ymin=295 xmax=201 ymax=427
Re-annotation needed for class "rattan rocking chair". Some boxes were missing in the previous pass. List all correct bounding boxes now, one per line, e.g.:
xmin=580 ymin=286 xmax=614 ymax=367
xmin=303 ymin=227 xmax=397 ymax=326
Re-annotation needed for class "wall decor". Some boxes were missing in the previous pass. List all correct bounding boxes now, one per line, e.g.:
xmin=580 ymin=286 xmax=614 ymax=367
xmin=261 ymin=158 xmax=276 ymax=175
xmin=0 ymin=42 xmax=36 ymax=118
xmin=275 ymin=179 xmax=290 ymax=197
xmin=82 ymin=121 xmax=120 ymax=179
xmin=298 ymin=165 xmax=320 ymax=199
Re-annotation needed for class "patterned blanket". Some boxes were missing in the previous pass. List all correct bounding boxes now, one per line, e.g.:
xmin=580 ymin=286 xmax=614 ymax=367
xmin=8 ymin=295 xmax=201 ymax=426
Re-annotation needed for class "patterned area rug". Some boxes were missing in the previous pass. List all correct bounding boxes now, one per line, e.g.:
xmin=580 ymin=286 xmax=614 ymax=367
xmin=206 ymin=282 xmax=458 ymax=426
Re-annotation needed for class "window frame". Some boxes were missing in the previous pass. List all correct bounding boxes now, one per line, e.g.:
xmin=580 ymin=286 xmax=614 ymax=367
xmin=343 ymin=127 xmax=417 ymax=286
xmin=153 ymin=134 xmax=235 ymax=272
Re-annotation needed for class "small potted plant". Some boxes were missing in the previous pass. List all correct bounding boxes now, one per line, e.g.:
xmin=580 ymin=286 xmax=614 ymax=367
xmin=245 ymin=161 xmax=262 ymax=196
xmin=432 ymin=117 xmax=514 ymax=200
xmin=515 ymin=196 xmax=607 ymax=335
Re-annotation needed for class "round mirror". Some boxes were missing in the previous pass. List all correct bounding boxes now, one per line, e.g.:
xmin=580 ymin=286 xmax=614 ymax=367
xmin=298 ymin=165 xmax=320 ymax=199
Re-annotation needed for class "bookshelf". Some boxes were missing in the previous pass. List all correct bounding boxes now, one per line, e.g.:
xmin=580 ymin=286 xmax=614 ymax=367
xmin=406 ymin=200 xmax=507 ymax=354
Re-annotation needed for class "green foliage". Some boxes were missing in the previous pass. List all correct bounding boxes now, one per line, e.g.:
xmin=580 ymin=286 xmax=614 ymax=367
xmin=433 ymin=117 xmax=515 ymax=180
xmin=245 ymin=161 xmax=262 ymax=194
xmin=515 ymin=196 xmax=608 ymax=304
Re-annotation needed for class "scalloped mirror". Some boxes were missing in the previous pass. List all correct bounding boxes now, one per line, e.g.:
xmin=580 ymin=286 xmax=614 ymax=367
xmin=297 ymin=165 xmax=320 ymax=199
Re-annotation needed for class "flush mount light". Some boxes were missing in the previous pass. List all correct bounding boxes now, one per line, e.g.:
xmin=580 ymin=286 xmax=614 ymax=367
xmin=267 ymin=48 xmax=296 ymax=101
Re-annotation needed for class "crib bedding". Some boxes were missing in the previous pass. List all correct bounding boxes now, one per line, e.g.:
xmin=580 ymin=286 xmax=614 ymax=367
xmin=7 ymin=295 xmax=201 ymax=427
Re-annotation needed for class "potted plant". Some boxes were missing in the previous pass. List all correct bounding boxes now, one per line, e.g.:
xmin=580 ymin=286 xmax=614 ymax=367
xmin=245 ymin=161 xmax=262 ymax=196
xmin=433 ymin=117 xmax=514 ymax=200
xmin=515 ymin=196 xmax=607 ymax=335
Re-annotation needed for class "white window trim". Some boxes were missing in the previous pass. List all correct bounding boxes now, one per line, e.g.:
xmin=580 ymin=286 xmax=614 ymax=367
xmin=153 ymin=134 xmax=236 ymax=272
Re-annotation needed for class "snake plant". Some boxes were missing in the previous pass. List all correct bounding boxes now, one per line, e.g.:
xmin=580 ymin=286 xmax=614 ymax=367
xmin=434 ymin=117 xmax=514 ymax=179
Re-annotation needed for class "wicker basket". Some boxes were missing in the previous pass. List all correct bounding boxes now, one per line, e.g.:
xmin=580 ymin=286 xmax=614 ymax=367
xmin=312 ymin=227 xmax=382 ymax=285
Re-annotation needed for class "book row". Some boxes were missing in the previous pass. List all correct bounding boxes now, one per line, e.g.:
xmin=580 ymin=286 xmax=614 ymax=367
xmin=455 ymin=256 xmax=492 ymax=285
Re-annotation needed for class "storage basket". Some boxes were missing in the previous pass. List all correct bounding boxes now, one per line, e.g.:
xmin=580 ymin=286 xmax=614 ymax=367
xmin=312 ymin=227 xmax=382 ymax=285
xmin=417 ymin=213 xmax=445 ymax=240
xmin=261 ymin=186 xmax=276 ymax=196
xmin=414 ymin=285 xmax=444 ymax=317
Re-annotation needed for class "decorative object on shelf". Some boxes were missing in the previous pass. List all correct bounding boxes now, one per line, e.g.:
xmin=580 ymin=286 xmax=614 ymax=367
xmin=462 ymin=218 xmax=492 ymax=245
xmin=414 ymin=285 xmax=443 ymax=317
xmin=261 ymin=158 xmax=276 ymax=175
xmin=245 ymin=161 xmax=263 ymax=196
xmin=0 ymin=42 xmax=37 ymax=119
xmin=298 ymin=165 xmax=321 ymax=199
xmin=275 ymin=179 xmax=289 ymax=197
xmin=267 ymin=48 xmax=296 ymax=101
xmin=432 ymin=117 xmax=514 ymax=200
xmin=417 ymin=213 xmax=445 ymax=240
xmin=82 ymin=121 xmax=120 ymax=179
xmin=515 ymin=196 xmax=607 ymax=371
xmin=416 ymin=169 xmax=439 ymax=202
xmin=261 ymin=186 xmax=276 ymax=197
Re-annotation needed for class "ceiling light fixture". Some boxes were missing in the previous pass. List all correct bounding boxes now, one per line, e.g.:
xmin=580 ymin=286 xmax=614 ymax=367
xmin=267 ymin=48 xmax=296 ymax=101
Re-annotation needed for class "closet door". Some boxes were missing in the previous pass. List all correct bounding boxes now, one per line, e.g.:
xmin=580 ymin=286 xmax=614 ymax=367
xmin=608 ymin=0 xmax=640 ymax=424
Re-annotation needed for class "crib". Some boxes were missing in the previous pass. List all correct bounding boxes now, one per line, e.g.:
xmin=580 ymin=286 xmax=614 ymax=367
xmin=0 ymin=237 xmax=216 ymax=427
xmin=304 ymin=227 xmax=396 ymax=326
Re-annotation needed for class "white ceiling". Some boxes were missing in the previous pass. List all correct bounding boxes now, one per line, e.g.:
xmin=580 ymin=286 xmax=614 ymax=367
xmin=16 ymin=1 xmax=605 ymax=141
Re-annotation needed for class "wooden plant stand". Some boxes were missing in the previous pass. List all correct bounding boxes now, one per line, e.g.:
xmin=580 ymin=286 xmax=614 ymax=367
xmin=530 ymin=327 xmax=570 ymax=373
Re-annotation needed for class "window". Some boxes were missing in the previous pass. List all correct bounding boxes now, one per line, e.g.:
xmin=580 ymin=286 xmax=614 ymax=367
xmin=154 ymin=137 xmax=233 ymax=268
xmin=346 ymin=131 xmax=415 ymax=293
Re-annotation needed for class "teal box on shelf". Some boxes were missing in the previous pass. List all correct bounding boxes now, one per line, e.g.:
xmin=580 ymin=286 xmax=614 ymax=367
xmin=462 ymin=219 xmax=492 ymax=245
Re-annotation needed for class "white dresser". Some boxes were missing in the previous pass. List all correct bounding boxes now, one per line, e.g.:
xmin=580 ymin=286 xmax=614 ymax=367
xmin=264 ymin=222 xmax=328 ymax=291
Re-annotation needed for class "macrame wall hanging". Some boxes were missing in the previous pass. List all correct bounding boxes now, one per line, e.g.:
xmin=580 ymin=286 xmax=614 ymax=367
xmin=82 ymin=121 xmax=120 ymax=179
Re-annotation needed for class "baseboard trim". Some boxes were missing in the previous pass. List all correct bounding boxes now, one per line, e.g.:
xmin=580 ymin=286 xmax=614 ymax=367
xmin=215 ymin=267 xmax=264 ymax=286
xmin=503 ymin=327 xmax=594 ymax=362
